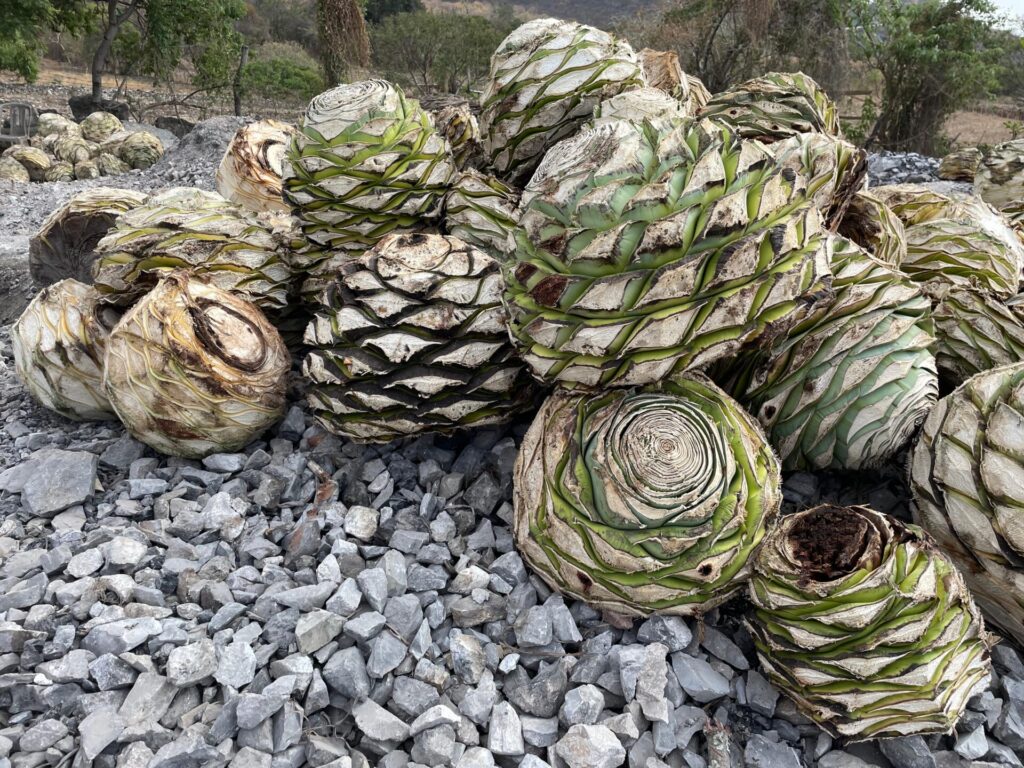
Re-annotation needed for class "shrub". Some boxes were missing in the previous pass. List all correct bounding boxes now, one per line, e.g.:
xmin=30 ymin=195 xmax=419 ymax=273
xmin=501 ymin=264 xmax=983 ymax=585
xmin=243 ymin=42 xmax=324 ymax=102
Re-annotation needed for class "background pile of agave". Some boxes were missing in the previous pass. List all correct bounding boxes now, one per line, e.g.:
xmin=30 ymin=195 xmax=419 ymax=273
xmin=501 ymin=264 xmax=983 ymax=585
xmin=14 ymin=15 xmax=1024 ymax=742
xmin=0 ymin=110 xmax=164 ymax=183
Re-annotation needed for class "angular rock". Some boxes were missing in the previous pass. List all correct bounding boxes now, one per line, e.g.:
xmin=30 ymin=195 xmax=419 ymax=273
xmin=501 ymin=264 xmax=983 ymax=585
xmin=352 ymin=698 xmax=410 ymax=742
xmin=488 ymin=701 xmax=525 ymax=756
xmin=555 ymin=724 xmax=626 ymax=768
xmin=167 ymin=639 xmax=217 ymax=687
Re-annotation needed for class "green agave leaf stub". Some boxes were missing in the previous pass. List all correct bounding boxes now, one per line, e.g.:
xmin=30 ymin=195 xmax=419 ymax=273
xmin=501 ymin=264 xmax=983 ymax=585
xmin=911 ymin=362 xmax=1024 ymax=646
xmin=514 ymin=375 xmax=781 ymax=616
xmin=749 ymin=505 xmax=992 ymax=740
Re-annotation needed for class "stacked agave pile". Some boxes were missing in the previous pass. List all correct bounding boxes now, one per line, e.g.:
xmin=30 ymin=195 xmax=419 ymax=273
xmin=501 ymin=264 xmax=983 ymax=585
xmin=0 ymin=111 xmax=164 ymax=183
xmin=14 ymin=16 xmax=1017 ymax=742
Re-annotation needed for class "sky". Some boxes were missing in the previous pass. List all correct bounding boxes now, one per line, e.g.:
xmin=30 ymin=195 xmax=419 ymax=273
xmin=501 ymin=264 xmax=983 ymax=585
xmin=996 ymin=0 xmax=1024 ymax=20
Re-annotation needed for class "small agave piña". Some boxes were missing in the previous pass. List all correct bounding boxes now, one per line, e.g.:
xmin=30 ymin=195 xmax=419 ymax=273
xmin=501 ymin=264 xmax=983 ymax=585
xmin=12 ymin=279 xmax=121 ymax=422
xmin=749 ymin=505 xmax=993 ymax=739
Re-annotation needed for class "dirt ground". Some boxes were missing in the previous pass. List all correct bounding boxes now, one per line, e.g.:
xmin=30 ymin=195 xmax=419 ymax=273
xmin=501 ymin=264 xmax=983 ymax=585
xmin=6 ymin=60 xmax=1024 ymax=151
xmin=0 ymin=61 xmax=306 ymax=125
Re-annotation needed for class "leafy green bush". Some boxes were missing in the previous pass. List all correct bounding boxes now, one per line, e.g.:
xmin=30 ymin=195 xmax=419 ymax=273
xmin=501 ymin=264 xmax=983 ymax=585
xmin=243 ymin=42 xmax=324 ymax=101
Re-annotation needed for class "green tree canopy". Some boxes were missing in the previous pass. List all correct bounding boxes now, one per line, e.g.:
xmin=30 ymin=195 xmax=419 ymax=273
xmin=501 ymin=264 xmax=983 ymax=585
xmin=365 ymin=0 xmax=423 ymax=25
xmin=847 ymin=0 xmax=1003 ymax=154
xmin=0 ymin=0 xmax=246 ymax=101
xmin=0 ymin=0 xmax=91 ymax=81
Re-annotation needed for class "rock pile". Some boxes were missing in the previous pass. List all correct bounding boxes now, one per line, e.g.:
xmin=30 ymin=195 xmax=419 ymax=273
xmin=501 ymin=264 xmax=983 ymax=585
xmin=0 ymin=325 xmax=1023 ymax=768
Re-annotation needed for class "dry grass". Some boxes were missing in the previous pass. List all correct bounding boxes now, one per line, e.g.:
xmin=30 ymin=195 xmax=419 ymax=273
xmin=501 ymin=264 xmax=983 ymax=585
xmin=0 ymin=61 xmax=156 ymax=92
xmin=944 ymin=109 xmax=1022 ymax=148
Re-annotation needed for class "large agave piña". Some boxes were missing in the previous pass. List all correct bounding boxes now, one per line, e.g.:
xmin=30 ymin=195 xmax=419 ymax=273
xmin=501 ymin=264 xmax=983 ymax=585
xmin=282 ymin=80 xmax=456 ymax=277
xmin=44 ymin=162 xmax=74 ymax=183
xmin=911 ymin=362 xmax=1024 ymax=644
xmin=118 ymin=131 xmax=163 ymax=170
xmin=34 ymin=113 xmax=78 ymax=137
xmin=932 ymin=287 xmax=1024 ymax=384
xmin=75 ymin=160 xmax=101 ymax=180
xmin=92 ymin=188 xmax=296 ymax=313
xmin=79 ymin=111 xmax=124 ymax=143
xmin=975 ymin=138 xmax=1024 ymax=211
xmin=96 ymin=152 xmax=129 ymax=177
xmin=700 ymin=72 xmax=841 ymax=141
xmin=479 ymin=18 xmax=644 ymax=184
xmin=53 ymin=133 xmax=95 ymax=165
xmin=303 ymin=232 xmax=534 ymax=442
xmin=30 ymin=187 xmax=149 ymax=286
xmin=749 ymin=505 xmax=992 ymax=740
xmin=104 ymin=272 xmax=289 ymax=458
xmin=504 ymin=117 xmax=832 ymax=389
xmin=836 ymin=190 xmax=907 ymax=268
xmin=216 ymin=119 xmax=296 ymax=214
xmin=12 ymin=280 xmax=121 ymax=421
xmin=3 ymin=146 xmax=51 ymax=181
xmin=720 ymin=237 xmax=937 ymax=471
xmin=514 ymin=374 xmax=781 ymax=616
xmin=590 ymin=87 xmax=688 ymax=127
xmin=443 ymin=170 xmax=519 ymax=261
xmin=872 ymin=185 xmax=1024 ymax=299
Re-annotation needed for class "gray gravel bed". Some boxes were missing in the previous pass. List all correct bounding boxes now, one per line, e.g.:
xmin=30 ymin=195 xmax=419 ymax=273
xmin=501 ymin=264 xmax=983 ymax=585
xmin=0 ymin=145 xmax=1020 ymax=768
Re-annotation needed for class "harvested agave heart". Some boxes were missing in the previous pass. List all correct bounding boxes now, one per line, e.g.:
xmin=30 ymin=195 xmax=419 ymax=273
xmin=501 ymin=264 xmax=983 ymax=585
xmin=749 ymin=504 xmax=993 ymax=740
xmin=103 ymin=272 xmax=290 ymax=458
xmin=12 ymin=279 xmax=122 ymax=421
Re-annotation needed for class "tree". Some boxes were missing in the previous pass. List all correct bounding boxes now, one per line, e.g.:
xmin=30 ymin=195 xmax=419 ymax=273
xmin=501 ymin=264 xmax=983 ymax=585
xmin=316 ymin=0 xmax=370 ymax=86
xmin=615 ymin=0 xmax=849 ymax=95
xmin=0 ymin=0 xmax=91 ymax=81
xmin=365 ymin=0 xmax=423 ymax=25
xmin=370 ymin=11 xmax=510 ymax=95
xmin=847 ymin=0 xmax=1003 ymax=154
xmin=0 ymin=0 xmax=246 ymax=104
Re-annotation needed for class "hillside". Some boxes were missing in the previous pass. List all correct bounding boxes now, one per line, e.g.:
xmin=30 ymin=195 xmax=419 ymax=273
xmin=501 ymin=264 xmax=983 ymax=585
xmin=428 ymin=0 xmax=662 ymax=24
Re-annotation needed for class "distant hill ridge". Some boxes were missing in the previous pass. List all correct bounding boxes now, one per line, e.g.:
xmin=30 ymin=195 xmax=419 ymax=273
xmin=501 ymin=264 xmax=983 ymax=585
xmin=428 ymin=0 xmax=663 ymax=25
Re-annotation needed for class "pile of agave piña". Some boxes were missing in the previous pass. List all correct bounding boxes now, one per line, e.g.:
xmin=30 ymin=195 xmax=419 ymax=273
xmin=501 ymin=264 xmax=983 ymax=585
xmin=0 ymin=110 xmax=164 ymax=183
xmin=14 ymin=15 xmax=1024 ymax=741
